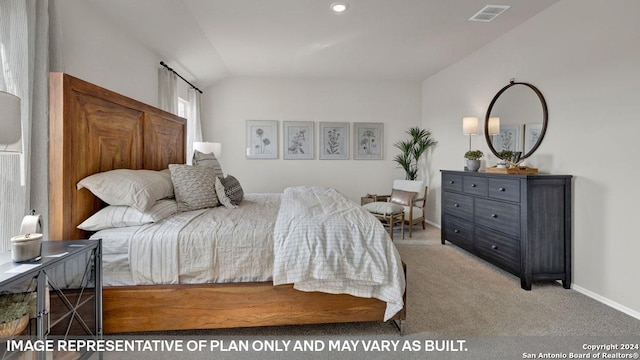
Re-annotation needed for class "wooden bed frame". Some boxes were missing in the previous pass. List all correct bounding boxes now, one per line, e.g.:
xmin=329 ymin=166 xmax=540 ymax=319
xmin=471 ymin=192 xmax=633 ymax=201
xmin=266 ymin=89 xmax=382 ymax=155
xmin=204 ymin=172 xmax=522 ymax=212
xmin=48 ymin=72 xmax=406 ymax=334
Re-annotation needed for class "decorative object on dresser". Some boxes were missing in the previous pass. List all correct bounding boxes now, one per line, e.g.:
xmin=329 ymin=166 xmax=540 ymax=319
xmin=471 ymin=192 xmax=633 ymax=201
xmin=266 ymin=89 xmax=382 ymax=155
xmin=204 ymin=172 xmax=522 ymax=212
xmin=392 ymin=127 xmax=437 ymax=180
xmin=463 ymin=150 xmax=483 ymax=172
xmin=440 ymin=170 xmax=572 ymax=290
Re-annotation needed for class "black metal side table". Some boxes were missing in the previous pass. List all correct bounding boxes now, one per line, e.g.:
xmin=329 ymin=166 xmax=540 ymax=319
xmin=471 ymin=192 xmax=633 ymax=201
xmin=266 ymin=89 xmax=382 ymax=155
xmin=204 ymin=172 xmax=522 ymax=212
xmin=1 ymin=239 xmax=102 ymax=359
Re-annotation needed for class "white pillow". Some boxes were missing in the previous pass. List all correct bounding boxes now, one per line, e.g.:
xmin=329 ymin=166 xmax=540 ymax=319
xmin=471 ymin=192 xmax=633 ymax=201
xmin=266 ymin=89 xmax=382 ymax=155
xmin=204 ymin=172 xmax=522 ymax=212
xmin=77 ymin=169 xmax=174 ymax=211
xmin=77 ymin=199 xmax=178 ymax=231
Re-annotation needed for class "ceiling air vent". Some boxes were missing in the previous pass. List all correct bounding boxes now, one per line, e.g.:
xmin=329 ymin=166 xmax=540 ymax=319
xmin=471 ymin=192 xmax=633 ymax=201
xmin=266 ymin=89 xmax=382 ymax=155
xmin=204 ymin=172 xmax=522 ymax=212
xmin=469 ymin=5 xmax=510 ymax=22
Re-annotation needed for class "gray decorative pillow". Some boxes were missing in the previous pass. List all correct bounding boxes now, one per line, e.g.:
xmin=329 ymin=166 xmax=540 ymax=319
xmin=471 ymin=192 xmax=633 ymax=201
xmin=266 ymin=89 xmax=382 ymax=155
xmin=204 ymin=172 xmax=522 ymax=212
xmin=192 ymin=150 xmax=224 ymax=179
xmin=214 ymin=177 xmax=237 ymax=209
xmin=218 ymin=175 xmax=244 ymax=205
xmin=169 ymin=164 xmax=219 ymax=212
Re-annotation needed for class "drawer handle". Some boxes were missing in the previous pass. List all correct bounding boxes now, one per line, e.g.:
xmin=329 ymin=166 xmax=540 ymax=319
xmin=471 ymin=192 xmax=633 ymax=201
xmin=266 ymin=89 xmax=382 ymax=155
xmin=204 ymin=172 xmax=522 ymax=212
xmin=471 ymin=184 xmax=477 ymax=188
xmin=449 ymin=180 xmax=455 ymax=184
xmin=453 ymin=203 xmax=460 ymax=208
xmin=499 ymin=187 xmax=506 ymax=192
xmin=491 ymin=245 xmax=498 ymax=250
xmin=454 ymin=229 xmax=460 ymax=233
xmin=491 ymin=214 xmax=498 ymax=218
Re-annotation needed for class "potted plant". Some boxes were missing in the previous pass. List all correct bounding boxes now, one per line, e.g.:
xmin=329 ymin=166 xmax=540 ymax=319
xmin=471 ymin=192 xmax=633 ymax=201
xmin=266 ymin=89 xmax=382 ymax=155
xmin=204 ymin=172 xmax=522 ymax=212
xmin=464 ymin=150 xmax=483 ymax=172
xmin=393 ymin=127 xmax=437 ymax=180
xmin=0 ymin=293 xmax=30 ymax=337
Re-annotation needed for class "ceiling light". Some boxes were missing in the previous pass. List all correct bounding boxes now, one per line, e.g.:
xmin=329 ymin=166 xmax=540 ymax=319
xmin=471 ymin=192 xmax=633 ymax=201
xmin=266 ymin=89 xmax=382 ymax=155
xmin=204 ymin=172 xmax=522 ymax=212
xmin=331 ymin=2 xmax=349 ymax=13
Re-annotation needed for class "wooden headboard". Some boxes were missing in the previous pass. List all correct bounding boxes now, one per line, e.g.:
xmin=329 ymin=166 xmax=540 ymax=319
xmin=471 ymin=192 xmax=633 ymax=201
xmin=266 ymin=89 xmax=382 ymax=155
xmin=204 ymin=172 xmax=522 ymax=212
xmin=49 ymin=73 xmax=186 ymax=240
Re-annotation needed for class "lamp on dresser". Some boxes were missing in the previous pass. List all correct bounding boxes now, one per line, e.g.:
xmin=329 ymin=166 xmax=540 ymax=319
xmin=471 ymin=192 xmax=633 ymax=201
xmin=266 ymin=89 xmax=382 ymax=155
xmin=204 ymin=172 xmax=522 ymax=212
xmin=462 ymin=117 xmax=478 ymax=152
xmin=488 ymin=117 xmax=500 ymax=136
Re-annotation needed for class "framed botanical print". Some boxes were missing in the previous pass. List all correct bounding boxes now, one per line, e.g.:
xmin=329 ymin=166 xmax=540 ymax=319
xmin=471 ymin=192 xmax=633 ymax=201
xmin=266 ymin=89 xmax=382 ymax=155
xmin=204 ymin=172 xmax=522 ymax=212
xmin=524 ymin=123 xmax=543 ymax=154
xmin=246 ymin=120 xmax=278 ymax=159
xmin=283 ymin=121 xmax=314 ymax=160
xmin=353 ymin=122 xmax=383 ymax=160
xmin=319 ymin=122 xmax=349 ymax=160
xmin=492 ymin=124 xmax=521 ymax=153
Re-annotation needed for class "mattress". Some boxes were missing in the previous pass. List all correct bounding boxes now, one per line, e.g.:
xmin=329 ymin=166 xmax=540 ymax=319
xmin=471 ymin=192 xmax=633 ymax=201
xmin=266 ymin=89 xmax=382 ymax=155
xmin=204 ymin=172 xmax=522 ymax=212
xmin=91 ymin=193 xmax=281 ymax=286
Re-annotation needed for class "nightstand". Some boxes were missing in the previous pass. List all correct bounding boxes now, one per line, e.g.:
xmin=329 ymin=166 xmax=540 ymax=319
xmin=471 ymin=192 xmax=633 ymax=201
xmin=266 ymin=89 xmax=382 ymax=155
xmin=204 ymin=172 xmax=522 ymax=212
xmin=1 ymin=240 xmax=102 ymax=358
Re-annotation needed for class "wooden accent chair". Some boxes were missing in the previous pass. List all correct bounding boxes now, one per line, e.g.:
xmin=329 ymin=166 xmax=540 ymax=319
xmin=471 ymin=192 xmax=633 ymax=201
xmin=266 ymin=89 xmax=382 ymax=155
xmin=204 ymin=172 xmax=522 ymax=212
xmin=385 ymin=180 xmax=428 ymax=238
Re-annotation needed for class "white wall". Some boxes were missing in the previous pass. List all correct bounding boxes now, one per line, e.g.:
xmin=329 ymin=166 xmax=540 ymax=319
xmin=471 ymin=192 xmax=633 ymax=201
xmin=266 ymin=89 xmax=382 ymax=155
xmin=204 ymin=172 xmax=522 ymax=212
xmin=423 ymin=0 xmax=640 ymax=316
xmin=202 ymin=77 xmax=422 ymax=203
xmin=52 ymin=0 xmax=160 ymax=106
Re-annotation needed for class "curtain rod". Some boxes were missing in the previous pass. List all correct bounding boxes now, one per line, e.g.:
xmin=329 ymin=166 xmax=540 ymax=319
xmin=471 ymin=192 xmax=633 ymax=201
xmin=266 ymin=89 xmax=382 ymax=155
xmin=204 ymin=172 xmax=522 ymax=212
xmin=159 ymin=61 xmax=203 ymax=94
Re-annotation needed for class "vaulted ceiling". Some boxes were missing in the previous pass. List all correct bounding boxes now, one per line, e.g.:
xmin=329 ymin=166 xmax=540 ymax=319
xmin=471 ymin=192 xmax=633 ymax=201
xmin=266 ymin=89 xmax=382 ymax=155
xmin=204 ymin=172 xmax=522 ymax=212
xmin=87 ymin=0 xmax=559 ymax=88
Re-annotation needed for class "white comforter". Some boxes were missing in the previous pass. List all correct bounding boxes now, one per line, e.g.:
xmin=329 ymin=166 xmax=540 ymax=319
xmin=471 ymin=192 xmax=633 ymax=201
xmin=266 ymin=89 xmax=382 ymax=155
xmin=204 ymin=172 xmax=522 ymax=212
xmin=120 ymin=187 xmax=404 ymax=320
xmin=272 ymin=186 xmax=405 ymax=321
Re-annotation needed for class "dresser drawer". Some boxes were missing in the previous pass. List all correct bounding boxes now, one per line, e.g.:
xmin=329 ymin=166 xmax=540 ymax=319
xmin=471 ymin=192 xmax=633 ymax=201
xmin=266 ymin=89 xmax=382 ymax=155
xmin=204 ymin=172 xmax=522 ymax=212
xmin=475 ymin=227 xmax=520 ymax=274
xmin=474 ymin=198 xmax=520 ymax=237
xmin=442 ymin=192 xmax=473 ymax=219
xmin=442 ymin=173 xmax=463 ymax=192
xmin=488 ymin=178 xmax=520 ymax=203
xmin=463 ymin=176 xmax=488 ymax=196
xmin=442 ymin=215 xmax=474 ymax=249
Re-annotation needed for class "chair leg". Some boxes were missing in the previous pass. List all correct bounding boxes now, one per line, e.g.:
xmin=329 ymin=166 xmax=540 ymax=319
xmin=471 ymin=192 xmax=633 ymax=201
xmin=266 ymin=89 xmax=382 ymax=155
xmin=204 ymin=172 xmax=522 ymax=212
xmin=422 ymin=220 xmax=426 ymax=230
xmin=401 ymin=213 xmax=405 ymax=240
xmin=408 ymin=219 xmax=413 ymax=238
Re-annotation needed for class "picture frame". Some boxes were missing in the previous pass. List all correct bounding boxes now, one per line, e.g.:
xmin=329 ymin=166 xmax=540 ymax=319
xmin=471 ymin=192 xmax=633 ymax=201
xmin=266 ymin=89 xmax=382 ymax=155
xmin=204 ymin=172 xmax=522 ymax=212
xmin=319 ymin=122 xmax=349 ymax=160
xmin=353 ymin=122 xmax=383 ymax=160
xmin=524 ymin=123 xmax=543 ymax=154
xmin=283 ymin=121 xmax=314 ymax=160
xmin=246 ymin=120 xmax=278 ymax=159
xmin=492 ymin=124 xmax=522 ymax=153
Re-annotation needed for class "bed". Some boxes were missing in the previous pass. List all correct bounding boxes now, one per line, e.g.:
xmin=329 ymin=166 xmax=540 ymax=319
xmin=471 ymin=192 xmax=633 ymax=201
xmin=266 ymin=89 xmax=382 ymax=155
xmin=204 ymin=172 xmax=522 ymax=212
xmin=48 ymin=72 xmax=406 ymax=333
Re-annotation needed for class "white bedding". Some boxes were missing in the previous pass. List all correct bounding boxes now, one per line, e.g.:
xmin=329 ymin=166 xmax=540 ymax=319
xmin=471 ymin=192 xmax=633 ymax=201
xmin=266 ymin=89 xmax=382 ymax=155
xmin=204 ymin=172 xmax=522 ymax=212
xmin=92 ymin=193 xmax=280 ymax=285
xmin=92 ymin=188 xmax=405 ymax=319
xmin=273 ymin=186 xmax=405 ymax=321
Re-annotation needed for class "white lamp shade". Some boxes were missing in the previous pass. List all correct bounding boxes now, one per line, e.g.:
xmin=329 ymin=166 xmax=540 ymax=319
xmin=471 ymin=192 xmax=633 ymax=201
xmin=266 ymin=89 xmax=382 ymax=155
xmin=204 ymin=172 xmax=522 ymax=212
xmin=488 ymin=117 xmax=500 ymax=135
xmin=0 ymin=91 xmax=21 ymax=145
xmin=462 ymin=117 xmax=479 ymax=135
xmin=193 ymin=142 xmax=222 ymax=158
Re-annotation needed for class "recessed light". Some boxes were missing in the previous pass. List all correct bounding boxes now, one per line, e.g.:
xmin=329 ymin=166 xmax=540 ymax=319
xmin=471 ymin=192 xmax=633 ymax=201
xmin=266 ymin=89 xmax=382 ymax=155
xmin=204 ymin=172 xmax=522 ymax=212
xmin=331 ymin=2 xmax=349 ymax=13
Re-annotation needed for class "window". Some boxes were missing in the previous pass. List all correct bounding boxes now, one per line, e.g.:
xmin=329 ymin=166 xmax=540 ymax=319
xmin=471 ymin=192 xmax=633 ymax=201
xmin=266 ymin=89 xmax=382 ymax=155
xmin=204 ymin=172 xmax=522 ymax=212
xmin=178 ymin=97 xmax=188 ymax=118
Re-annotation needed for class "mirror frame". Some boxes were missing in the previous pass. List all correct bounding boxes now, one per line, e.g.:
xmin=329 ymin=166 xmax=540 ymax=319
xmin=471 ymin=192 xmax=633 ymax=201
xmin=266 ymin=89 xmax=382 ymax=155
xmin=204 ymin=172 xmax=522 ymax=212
xmin=484 ymin=80 xmax=548 ymax=160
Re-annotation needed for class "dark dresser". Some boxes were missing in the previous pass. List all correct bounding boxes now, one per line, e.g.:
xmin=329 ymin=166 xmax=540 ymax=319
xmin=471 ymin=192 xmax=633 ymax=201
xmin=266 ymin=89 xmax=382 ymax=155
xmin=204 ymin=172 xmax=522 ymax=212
xmin=440 ymin=170 xmax=572 ymax=290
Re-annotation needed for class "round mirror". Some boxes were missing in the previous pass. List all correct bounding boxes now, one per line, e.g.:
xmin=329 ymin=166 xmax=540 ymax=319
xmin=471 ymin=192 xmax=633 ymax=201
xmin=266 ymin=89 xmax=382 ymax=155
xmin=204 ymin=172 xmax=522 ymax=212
xmin=484 ymin=81 xmax=548 ymax=160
